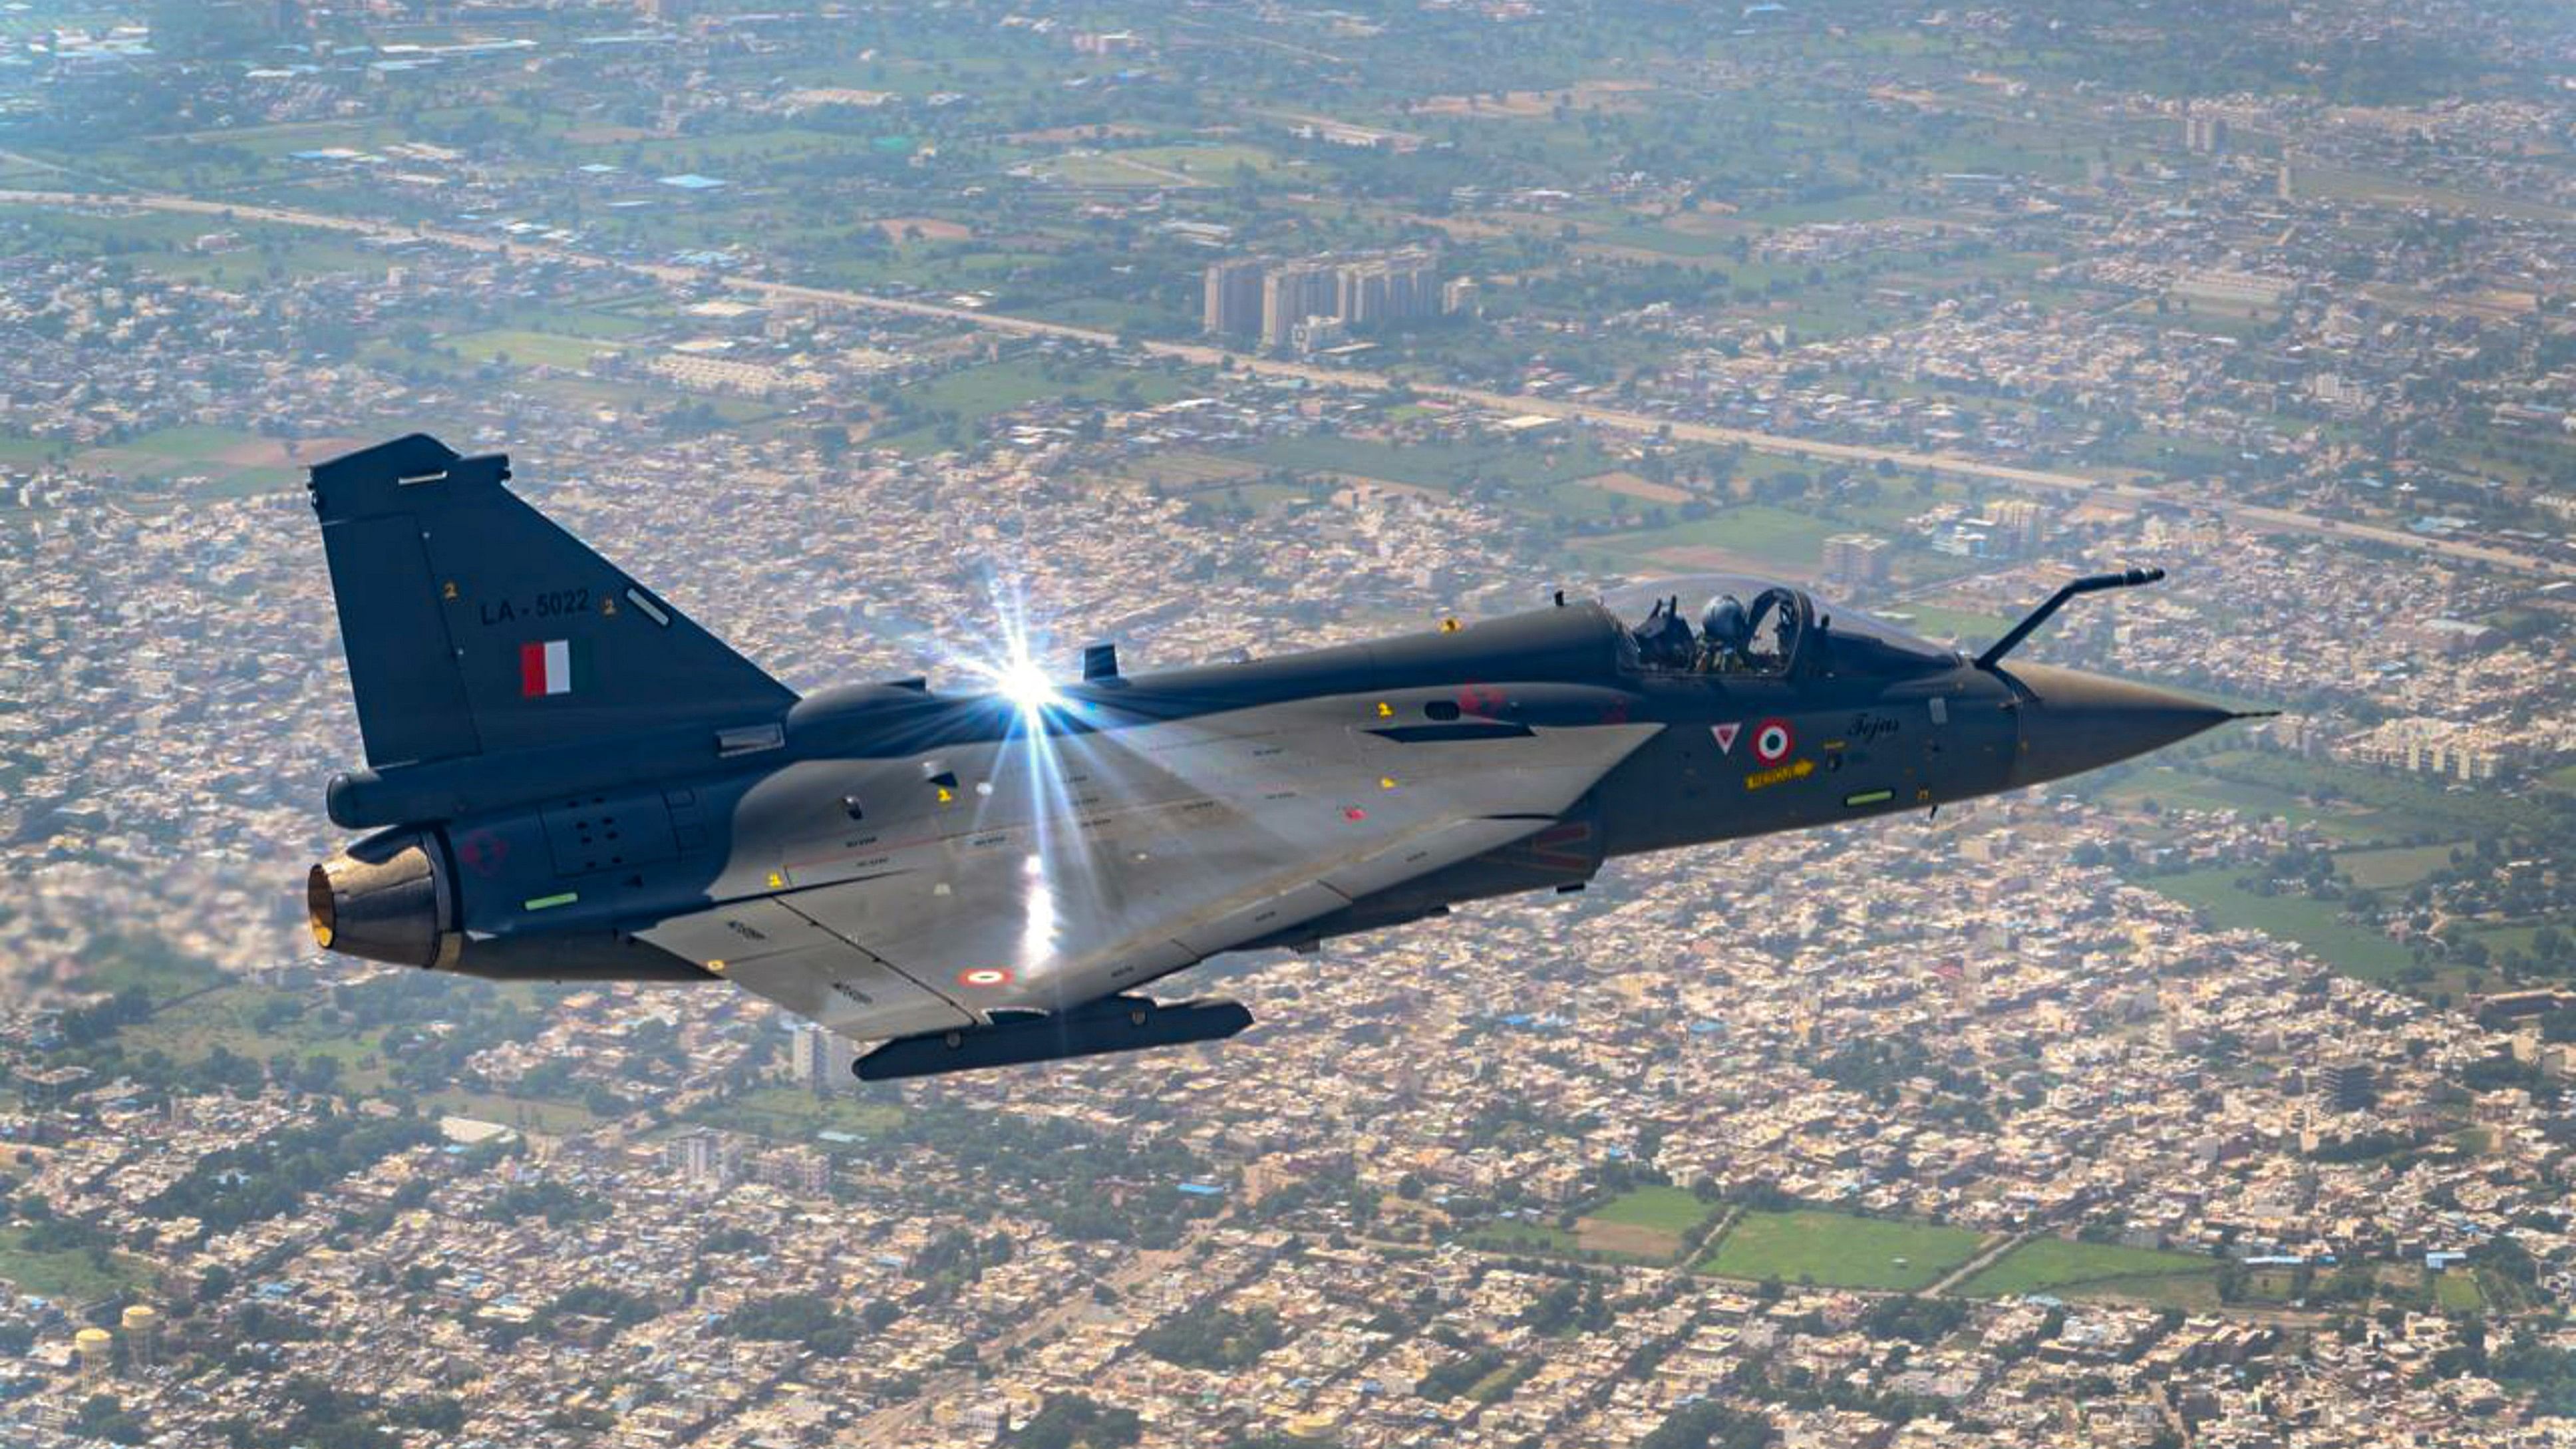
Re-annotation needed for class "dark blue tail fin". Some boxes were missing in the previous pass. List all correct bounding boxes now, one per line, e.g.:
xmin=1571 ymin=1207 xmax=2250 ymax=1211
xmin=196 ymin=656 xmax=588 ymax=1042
xmin=309 ymin=434 xmax=794 ymax=769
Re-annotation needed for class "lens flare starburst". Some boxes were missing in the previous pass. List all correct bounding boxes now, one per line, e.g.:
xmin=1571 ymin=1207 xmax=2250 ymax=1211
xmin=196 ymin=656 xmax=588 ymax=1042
xmin=988 ymin=651 xmax=1063 ymax=717
xmin=928 ymin=579 xmax=1094 ymax=989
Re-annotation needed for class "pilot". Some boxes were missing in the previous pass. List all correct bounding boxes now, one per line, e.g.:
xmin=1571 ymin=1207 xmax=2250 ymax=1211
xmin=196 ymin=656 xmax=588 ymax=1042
xmin=1699 ymin=593 xmax=1748 ymax=671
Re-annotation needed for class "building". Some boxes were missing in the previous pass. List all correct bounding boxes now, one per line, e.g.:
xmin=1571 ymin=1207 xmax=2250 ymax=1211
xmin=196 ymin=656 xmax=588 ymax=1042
xmin=672 ymin=1129 xmax=739 ymax=1191
xmin=1260 ymin=263 xmax=1341 ymax=351
xmin=13 ymin=1062 xmax=89 ymax=1108
xmin=1202 ymin=257 xmax=1266 ymax=341
xmin=2339 ymin=718 xmax=2515 ymax=782
xmin=1822 ymin=533 xmax=1893 ymax=589
xmin=2404 ymin=618 xmax=2499 ymax=657
xmin=1249 ymin=252 xmax=1452 ymax=351
xmin=1989 ymin=499 xmax=2045 ymax=556
xmin=2318 ymin=1060 xmax=2374 ymax=1113
xmin=1290 ymin=315 xmax=1349 ymax=353
xmin=788 ymin=1021 xmax=857 ymax=1091
xmin=2184 ymin=108 xmax=2230 ymax=154
xmin=753 ymin=1145 xmax=834 ymax=1197
xmin=1335 ymin=253 xmax=1438 ymax=329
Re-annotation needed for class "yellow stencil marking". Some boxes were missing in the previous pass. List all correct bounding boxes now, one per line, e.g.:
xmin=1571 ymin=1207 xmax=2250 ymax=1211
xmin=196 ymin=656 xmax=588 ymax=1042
xmin=1375 ymin=701 xmax=1394 ymax=718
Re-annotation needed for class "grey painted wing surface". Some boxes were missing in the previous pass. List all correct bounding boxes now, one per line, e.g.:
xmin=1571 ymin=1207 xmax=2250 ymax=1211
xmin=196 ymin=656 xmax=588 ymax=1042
xmin=632 ymin=898 xmax=973 ymax=1041
xmin=738 ymin=705 xmax=1666 ymax=1041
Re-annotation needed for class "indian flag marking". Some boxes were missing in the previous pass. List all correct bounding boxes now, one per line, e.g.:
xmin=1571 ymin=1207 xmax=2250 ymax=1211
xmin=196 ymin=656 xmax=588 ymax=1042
xmin=519 ymin=639 xmax=586 ymax=697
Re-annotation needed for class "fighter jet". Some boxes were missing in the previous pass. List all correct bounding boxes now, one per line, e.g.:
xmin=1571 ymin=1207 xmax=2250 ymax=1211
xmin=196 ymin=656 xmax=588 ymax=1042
xmin=303 ymin=436 xmax=2262 ymax=1078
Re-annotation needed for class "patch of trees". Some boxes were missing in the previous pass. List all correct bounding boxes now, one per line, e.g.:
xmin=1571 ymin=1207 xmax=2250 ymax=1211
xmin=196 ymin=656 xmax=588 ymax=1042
xmin=717 ymin=1292 xmax=868 ymax=1357
xmin=698 ymin=1225 xmax=769 ymax=1256
xmin=1813 ymin=1037 xmax=1984 ymax=1108
xmin=1137 ymin=1303 xmax=1286 ymax=1371
xmin=909 ymin=1227 xmax=1013 ymax=1306
xmin=58 ymin=986 xmax=152 ymax=1046
xmin=477 ymin=1180 xmax=609 ymax=1229
xmin=1008 ymin=1393 xmax=1142 ymax=1449
xmin=485 ymin=1281 xmax=664 ymax=1349
xmin=144 ymin=1115 xmax=440 ymax=1234
xmin=1415 ymin=1347 xmax=1509 ymax=1402
xmin=2304 ymin=1130 xmax=2417 ymax=1164
xmin=211 ymin=1376 xmax=463 ymax=1449
xmin=1639 ymin=1398 xmax=1772 ymax=1449
xmin=1861 ymin=1295 xmax=1970 ymax=1345
xmin=1521 ymin=1279 xmax=1611 ymax=1335
xmin=75 ymin=1392 xmax=148 ymax=1445
xmin=550 ymin=1283 xmax=659 ymax=1329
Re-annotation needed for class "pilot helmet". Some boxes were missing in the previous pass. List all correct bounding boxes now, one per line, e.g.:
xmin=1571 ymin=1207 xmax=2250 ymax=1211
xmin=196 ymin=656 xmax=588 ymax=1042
xmin=1702 ymin=593 xmax=1748 ymax=643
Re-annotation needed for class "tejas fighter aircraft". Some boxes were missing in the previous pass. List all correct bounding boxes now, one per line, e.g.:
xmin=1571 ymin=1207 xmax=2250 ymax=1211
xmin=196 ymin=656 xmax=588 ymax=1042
xmin=305 ymin=435 xmax=2261 ymax=1079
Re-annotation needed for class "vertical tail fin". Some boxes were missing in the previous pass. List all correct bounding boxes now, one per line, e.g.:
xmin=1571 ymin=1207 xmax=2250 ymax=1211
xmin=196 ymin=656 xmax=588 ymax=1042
xmin=309 ymin=434 xmax=795 ymax=769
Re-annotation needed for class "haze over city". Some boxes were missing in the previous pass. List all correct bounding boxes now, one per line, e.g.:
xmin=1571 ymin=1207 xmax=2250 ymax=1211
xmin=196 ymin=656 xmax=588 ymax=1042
xmin=3 ymin=2 xmax=2576 ymax=1446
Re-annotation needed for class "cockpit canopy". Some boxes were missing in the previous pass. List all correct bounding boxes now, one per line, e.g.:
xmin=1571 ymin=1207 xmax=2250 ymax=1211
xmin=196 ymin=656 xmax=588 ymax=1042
xmin=1616 ymin=576 xmax=1959 ymax=681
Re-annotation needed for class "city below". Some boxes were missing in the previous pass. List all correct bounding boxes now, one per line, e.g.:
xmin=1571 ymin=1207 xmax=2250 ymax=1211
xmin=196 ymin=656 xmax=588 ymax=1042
xmin=1 ymin=2 xmax=2574 ymax=1447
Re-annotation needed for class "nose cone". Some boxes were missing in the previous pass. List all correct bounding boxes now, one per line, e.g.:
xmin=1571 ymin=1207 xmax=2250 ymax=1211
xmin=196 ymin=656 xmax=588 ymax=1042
xmin=2004 ymin=663 xmax=2241 ymax=789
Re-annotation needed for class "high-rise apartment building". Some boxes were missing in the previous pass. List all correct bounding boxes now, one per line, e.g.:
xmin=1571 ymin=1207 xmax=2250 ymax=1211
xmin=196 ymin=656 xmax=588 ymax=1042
xmin=1201 ymin=257 xmax=1266 ymax=340
xmin=1822 ymin=533 xmax=1893 ymax=589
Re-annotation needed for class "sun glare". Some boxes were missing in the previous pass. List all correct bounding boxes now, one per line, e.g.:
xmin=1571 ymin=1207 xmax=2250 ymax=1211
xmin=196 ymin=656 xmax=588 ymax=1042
xmin=992 ymin=651 xmax=1063 ymax=716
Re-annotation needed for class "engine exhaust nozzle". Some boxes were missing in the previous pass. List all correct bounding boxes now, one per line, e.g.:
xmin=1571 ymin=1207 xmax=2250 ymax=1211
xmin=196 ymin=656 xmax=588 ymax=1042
xmin=307 ymin=832 xmax=457 ymax=969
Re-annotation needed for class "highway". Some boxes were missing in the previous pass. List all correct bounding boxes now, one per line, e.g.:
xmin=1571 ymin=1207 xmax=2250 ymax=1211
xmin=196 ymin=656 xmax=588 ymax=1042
xmin=4 ymin=184 xmax=2564 ymax=581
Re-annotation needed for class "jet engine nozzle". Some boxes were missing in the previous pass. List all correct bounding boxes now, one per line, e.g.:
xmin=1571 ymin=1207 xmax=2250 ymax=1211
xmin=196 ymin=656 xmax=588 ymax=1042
xmin=307 ymin=832 xmax=458 ymax=969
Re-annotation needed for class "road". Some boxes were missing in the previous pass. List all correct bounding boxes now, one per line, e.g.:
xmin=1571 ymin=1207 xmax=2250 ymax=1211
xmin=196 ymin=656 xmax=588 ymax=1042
xmin=1927 ymin=1228 xmax=2032 ymax=1297
xmin=3 ymin=184 xmax=2564 ymax=581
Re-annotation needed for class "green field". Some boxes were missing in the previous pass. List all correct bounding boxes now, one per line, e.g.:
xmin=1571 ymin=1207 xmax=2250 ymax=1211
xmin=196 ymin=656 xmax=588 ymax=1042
xmin=2100 ymin=765 xmax=2336 ymax=829
xmin=1458 ymin=1186 xmax=1718 ymax=1263
xmin=0 ymin=1226 xmax=150 ymax=1305
xmin=2336 ymin=843 xmax=2460 ymax=891
xmin=1462 ymin=1219 xmax=1584 ymax=1256
xmin=2144 ymin=868 xmax=2413 ymax=981
xmin=444 ymin=329 xmax=623 ymax=370
xmin=2203 ymin=752 xmax=2545 ymax=838
xmin=2434 ymin=1271 xmax=2485 ymax=1313
xmin=1587 ymin=1185 xmax=1719 ymax=1233
xmin=699 ymin=1086 xmax=905 ymax=1143
xmin=0 ymin=432 xmax=69 ymax=464
xmin=1697 ymin=1209 xmax=1985 ymax=1291
xmin=869 ymin=354 xmax=1200 ymax=454
xmin=1606 ymin=504 xmax=1840 ymax=567
xmin=1043 ymin=142 xmax=1279 ymax=187
xmin=1234 ymin=434 xmax=1617 ymax=494
xmin=1958 ymin=1237 xmax=2218 ymax=1299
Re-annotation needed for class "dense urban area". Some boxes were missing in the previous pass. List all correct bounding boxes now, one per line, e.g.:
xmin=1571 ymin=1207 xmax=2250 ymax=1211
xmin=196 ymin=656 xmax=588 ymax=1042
xmin=5 ymin=1 xmax=2576 ymax=1445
